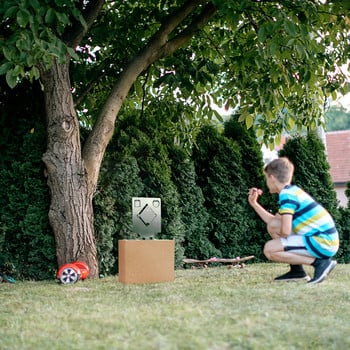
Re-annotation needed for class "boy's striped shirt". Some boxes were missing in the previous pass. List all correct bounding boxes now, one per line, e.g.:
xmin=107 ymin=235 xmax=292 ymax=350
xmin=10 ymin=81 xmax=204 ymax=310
xmin=278 ymin=185 xmax=339 ymax=258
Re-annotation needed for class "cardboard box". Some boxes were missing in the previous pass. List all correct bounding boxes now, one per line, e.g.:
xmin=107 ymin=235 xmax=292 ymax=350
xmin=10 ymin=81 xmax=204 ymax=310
xmin=118 ymin=240 xmax=175 ymax=284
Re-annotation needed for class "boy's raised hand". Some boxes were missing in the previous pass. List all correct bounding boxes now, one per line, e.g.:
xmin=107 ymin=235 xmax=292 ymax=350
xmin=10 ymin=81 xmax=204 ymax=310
xmin=248 ymin=187 xmax=263 ymax=206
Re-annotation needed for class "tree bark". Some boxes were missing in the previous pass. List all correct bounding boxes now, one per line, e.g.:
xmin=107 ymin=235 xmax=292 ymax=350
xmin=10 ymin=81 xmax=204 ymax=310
xmin=41 ymin=59 xmax=99 ymax=278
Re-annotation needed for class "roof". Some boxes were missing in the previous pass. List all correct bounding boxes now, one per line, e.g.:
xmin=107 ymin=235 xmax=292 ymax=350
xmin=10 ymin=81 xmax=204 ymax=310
xmin=326 ymin=130 xmax=350 ymax=183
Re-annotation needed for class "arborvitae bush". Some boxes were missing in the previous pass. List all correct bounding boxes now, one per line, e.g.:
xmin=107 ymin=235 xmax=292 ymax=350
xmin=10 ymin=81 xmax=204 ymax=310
xmin=335 ymin=182 xmax=350 ymax=263
xmin=223 ymin=117 xmax=274 ymax=259
xmin=193 ymin=124 xmax=261 ymax=259
xmin=224 ymin=117 xmax=265 ymax=189
xmin=169 ymin=146 xmax=220 ymax=259
xmin=0 ymin=125 xmax=56 ymax=280
xmin=94 ymin=156 xmax=144 ymax=275
xmin=338 ymin=205 xmax=350 ymax=263
xmin=0 ymin=80 xmax=56 ymax=280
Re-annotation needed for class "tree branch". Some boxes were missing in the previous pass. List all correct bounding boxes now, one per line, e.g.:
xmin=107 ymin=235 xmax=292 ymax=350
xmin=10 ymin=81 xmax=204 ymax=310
xmin=140 ymin=0 xmax=216 ymax=62
xmin=160 ymin=2 xmax=217 ymax=58
xmin=64 ymin=0 xmax=105 ymax=48
xmin=82 ymin=0 xmax=217 ymax=186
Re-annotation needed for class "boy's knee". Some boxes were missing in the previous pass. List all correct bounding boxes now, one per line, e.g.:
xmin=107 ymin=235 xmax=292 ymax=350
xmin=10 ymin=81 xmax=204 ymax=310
xmin=267 ymin=218 xmax=281 ymax=235
xmin=263 ymin=241 xmax=273 ymax=260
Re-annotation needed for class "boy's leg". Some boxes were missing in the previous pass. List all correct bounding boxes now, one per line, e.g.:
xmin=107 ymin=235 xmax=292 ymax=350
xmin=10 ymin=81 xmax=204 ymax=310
xmin=264 ymin=238 xmax=314 ymax=265
xmin=266 ymin=217 xmax=308 ymax=281
xmin=264 ymin=236 xmax=337 ymax=284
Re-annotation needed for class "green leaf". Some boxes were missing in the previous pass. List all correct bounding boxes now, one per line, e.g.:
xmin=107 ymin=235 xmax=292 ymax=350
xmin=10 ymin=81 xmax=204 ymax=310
xmin=4 ymin=6 xmax=18 ymax=19
xmin=256 ymin=128 xmax=263 ymax=137
xmin=296 ymin=44 xmax=308 ymax=59
xmin=213 ymin=109 xmax=223 ymax=122
xmin=6 ymin=70 xmax=18 ymax=89
xmin=17 ymin=9 xmax=30 ymax=28
xmin=238 ymin=113 xmax=246 ymax=123
xmin=29 ymin=66 xmax=40 ymax=81
xmin=0 ymin=62 xmax=13 ymax=75
xmin=287 ymin=117 xmax=295 ymax=130
xmin=274 ymin=133 xmax=282 ymax=147
xmin=13 ymin=65 xmax=23 ymax=76
xmin=45 ymin=8 xmax=56 ymax=24
xmin=257 ymin=26 xmax=266 ymax=42
xmin=29 ymin=0 xmax=41 ymax=11
xmin=286 ymin=38 xmax=295 ymax=47
xmin=245 ymin=114 xmax=254 ymax=129
xmin=269 ymin=42 xmax=278 ymax=56
xmin=55 ymin=12 xmax=70 ymax=26
xmin=3 ymin=46 xmax=15 ymax=61
xmin=331 ymin=90 xmax=337 ymax=101
xmin=67 ymin=47 xmax=80 ymax=61
xmin=303 ymin=70 xmax=311 ymax=83
xmin=134 ymin=79 xmax=143 ymax=99
xmin=284 ymin=21 xmax=298 ymax=36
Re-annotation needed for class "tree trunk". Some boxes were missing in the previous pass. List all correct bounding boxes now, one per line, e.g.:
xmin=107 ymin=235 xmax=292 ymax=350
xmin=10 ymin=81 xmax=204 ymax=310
xmin=41 ymin=59 xmax=99 ymax=278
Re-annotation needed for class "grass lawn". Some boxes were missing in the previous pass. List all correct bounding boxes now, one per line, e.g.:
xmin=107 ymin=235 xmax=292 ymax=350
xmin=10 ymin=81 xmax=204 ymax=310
xmin=1 ymin=263 xmax=349 ymax=350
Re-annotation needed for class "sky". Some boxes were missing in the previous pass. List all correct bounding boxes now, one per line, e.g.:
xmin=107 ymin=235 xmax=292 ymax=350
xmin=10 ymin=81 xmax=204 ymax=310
xmin=337 ymin=92 xmax=350 ymax=111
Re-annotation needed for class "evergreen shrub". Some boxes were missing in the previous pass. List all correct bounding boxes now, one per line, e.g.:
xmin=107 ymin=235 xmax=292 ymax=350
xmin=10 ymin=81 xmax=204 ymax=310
xmin=94 ymin=157 xmax=144 ymax=275
xmin=224 ymin=117 xmax=275 ymax=259
xmin=336 ymin=182 xmax=350 ymax=263
xmin=0 ymin=124 xmax=56 ymax=280
xmin=193 ymin=123 xmax=266 ymax=260
xmin=0 ymin=80 xmax=56 ymax=280
xmin=169 ymin=146 xmax=220 ymax=259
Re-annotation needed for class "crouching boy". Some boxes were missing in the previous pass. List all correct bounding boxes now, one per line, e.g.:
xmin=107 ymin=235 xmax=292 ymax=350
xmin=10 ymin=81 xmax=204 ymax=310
xmin=248 ymin=157 xmax=339 ymax=284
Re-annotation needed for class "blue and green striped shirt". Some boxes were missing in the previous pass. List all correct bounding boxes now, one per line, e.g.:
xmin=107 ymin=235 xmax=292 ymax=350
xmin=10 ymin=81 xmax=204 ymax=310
xmin=278 ymin=185 xmax=339 ymax=258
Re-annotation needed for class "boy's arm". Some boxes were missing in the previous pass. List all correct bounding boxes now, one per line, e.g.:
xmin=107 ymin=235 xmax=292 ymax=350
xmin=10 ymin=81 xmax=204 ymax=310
xmin=279 ymin=213 xmax=293 ymax=237
xmin=248 ymin=188 xmax=275 ymax=224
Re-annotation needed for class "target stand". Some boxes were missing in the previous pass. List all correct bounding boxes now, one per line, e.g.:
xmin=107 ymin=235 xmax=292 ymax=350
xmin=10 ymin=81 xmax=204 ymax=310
xmin=118 ymin=197 xmax=175 ymax=284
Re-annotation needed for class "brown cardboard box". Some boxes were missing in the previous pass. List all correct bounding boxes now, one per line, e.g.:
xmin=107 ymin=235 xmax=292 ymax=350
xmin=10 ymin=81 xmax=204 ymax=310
xmin=118 ymin=240 xmax=175 ymax=284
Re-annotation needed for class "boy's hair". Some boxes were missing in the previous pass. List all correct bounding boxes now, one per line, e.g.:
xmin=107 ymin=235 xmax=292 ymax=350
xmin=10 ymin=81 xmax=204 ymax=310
xmin=264 ymin=157 xmax=294 ymax=183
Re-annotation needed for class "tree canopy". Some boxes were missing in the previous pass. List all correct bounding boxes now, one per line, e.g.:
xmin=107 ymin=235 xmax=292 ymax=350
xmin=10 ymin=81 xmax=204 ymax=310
xmin=1 ymin=1 xmax=349 ymax=142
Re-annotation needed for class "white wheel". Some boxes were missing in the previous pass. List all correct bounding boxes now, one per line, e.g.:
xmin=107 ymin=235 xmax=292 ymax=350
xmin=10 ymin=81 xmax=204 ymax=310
xmin=59 ymin=267 xmax=80 ymax=284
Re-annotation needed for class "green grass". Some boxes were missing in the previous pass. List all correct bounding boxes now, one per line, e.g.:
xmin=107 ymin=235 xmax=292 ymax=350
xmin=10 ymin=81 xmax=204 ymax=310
xmin=1 ymin=263 xmax=350 ymax=350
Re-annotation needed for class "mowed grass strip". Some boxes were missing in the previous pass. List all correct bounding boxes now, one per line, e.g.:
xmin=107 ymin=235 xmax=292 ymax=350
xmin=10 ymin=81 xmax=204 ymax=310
xmin=1 ymin=263 xmax=350 ymax=350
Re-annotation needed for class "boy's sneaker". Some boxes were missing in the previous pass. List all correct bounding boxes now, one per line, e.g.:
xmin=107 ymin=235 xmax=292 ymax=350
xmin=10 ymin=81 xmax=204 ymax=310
xmin=274 ymin=270 xmax=310 ymax=282
xmin=308 ymin=259 xmax=337 ymax=285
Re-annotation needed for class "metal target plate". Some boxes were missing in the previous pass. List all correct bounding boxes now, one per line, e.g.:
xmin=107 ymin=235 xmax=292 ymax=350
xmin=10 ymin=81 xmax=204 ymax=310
xmin=132 ymin=197 xmax=161 ymax=239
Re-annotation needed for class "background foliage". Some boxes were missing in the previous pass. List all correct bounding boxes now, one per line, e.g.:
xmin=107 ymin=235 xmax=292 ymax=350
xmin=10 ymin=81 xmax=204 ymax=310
xmin=0 ymin=79 xmax=56 ymax=279
xmin=326 ymin=104 xmax=350 ymax=131
xmin=2 ymin=91 xmax=349 ymax=279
